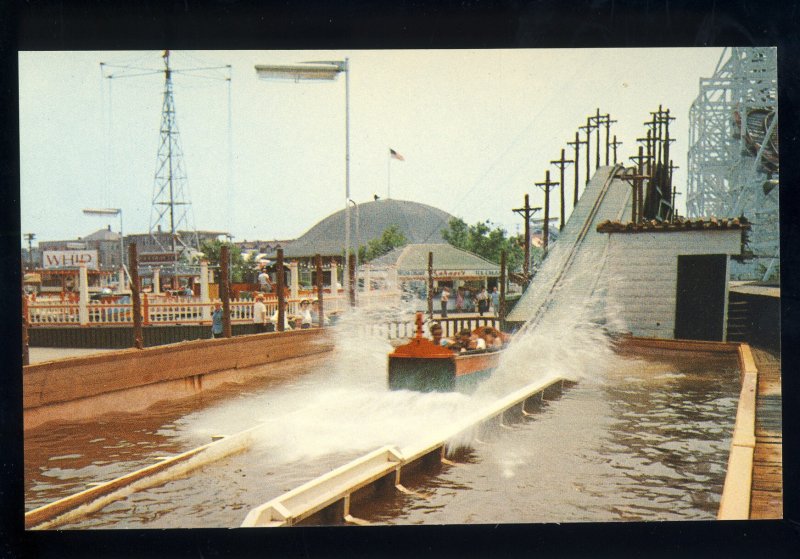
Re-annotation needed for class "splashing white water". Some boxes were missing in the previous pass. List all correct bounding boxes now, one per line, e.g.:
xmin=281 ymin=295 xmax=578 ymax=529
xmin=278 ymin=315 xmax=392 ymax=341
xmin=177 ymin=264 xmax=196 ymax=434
xmin=182 ymin=246 xmax=626 ymax=465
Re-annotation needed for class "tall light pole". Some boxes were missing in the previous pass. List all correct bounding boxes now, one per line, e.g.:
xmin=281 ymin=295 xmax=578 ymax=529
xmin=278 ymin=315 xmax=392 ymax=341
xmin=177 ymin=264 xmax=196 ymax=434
xmin=255 ymin=59 xmax=351 ymax=295
xmin=83 ymin=208 xmax=124 ymax=283
xmin=349 ymin=199 xmax=359 ymax=301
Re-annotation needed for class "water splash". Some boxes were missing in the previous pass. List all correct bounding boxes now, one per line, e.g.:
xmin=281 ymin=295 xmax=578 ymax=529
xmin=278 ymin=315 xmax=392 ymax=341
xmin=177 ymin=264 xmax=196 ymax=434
xmin=181 ymin=244 xmax=626 ymax=465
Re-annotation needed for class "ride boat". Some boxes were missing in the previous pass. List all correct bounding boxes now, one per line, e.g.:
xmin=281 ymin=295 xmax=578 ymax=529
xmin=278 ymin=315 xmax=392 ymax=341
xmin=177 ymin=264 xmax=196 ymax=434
xmin=388 ymin=313 xmax=507 ymax=393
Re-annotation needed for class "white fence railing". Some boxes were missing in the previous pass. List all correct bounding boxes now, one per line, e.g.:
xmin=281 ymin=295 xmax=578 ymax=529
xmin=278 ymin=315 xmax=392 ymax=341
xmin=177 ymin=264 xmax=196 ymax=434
xmin=26 ymin=291 xmax=404 ymax=327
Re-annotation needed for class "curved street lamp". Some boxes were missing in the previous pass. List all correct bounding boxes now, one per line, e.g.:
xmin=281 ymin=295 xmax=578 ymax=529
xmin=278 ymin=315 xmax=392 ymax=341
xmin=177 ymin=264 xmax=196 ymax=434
xmin=254 ymin=59 xmax=351 ymax=295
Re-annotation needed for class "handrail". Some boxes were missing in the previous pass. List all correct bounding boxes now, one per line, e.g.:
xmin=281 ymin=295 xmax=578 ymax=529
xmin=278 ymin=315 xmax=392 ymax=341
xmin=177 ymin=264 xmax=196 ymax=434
xmin=26 ymin=291 xmax=402 ymax=327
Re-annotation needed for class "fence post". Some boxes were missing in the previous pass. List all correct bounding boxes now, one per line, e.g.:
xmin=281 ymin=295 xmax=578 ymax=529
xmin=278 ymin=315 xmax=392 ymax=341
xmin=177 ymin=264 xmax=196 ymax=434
xmin=200 ymin=260 xmax=210 ymax=321
xmin=118 ymin=267 xmax=126 ymax=294
xmin=315 ymin=254 xmax=324 ymax=329
xmin=276 ymin=248 xmax=285 ymax=332
xmin=128 ymin=243 xmax=144 ymax=349
xmin=142 ymin=294 xmax=150 ymax=326
xmin=78 ymin=264 xmax=89 ymax=325
xmin=153 ymin=268 xmax=161 ymax=295
xmin=329 ymin=260 xmax=338 ymax=291
xmin=220 ymin=245 xmax=232 ymax=338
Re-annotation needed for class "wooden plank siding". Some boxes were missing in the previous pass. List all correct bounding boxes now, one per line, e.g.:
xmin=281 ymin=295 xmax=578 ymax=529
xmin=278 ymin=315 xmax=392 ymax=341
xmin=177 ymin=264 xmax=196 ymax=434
xmin=28 ymin=323 xmax=264 ymax=349
xmin=749 ymin=347 xmax=782 ymax=519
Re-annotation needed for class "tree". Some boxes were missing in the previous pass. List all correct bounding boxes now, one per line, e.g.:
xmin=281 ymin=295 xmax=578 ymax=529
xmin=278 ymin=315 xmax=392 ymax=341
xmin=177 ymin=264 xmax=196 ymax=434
xmin=199 ymin=239 xmax=249 ymax=282
xmin=357 ymin=225 xmax=408 ymax=262
xmin=441 ymin=217 xmax=525 ymax=271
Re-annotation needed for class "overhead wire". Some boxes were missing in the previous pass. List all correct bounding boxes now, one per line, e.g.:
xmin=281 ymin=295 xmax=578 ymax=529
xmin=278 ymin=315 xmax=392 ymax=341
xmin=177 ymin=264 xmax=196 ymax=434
xmin=419 ymin=54 xmax=599 ymax=243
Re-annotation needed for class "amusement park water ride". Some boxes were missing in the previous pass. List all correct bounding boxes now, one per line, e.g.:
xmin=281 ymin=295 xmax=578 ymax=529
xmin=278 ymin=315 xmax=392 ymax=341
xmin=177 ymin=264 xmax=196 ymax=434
xmin=388 ymin=313 xmax=508 ymax=393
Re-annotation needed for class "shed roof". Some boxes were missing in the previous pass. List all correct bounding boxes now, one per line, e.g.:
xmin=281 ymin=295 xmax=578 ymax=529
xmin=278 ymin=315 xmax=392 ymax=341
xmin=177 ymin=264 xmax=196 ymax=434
xmin=596 ymin=216 xmax=750 ymax=233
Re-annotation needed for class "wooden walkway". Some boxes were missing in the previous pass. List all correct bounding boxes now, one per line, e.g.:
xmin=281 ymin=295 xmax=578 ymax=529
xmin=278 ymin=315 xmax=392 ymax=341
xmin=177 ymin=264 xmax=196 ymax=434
xmin=749 ymin=347 xmax=782 ymax=519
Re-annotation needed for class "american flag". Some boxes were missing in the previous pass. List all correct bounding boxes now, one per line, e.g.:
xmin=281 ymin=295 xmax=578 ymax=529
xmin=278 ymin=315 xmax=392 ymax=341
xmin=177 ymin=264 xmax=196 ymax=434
xmin=389 ymin=148 xmax=405 ymax=161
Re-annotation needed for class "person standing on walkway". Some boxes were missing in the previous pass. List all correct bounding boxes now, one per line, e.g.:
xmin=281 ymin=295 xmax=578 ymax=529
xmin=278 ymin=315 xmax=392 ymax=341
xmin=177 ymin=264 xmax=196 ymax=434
xmin=440 ymin=286 xmax=450 ymax=318
xmin=211 ymin=302 xmax=224 ymax=338
xmin=253 ymin=294 xmax=268 ymax=333
xmin=490 ymin=286 xmax=499 ymax=317
xmin=455 ymin=287 xmax=464 ymax=312
xmin=476 ymin=287 xmax=489 ymax=316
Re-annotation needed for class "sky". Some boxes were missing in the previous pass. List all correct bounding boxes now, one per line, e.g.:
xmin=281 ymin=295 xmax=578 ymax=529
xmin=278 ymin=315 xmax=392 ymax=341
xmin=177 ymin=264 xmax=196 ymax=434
xmin=19 ymin=48 xmax=726 ymax=247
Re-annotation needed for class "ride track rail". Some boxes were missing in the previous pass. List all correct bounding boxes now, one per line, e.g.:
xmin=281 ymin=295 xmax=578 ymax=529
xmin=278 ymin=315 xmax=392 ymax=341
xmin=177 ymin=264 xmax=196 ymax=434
xmin=521 ymin=164 xmax=627 ymax=332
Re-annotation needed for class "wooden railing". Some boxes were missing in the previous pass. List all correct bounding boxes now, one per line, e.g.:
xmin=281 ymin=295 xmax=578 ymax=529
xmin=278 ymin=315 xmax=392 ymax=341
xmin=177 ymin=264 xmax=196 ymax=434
xmin=26 ymin=291 xmax=403 ymax=327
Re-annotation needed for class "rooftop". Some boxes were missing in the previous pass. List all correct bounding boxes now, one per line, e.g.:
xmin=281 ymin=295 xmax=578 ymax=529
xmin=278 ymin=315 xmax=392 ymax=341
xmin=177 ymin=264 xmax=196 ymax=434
xmin=596 ymin=216 xmax=750 ymax=233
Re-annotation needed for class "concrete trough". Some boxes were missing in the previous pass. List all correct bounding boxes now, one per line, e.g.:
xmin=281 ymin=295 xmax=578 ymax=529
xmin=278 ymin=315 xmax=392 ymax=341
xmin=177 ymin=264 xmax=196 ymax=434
xmin=25 ymin=422 xmax=267 ymax=530
xmin=241 ymin=376 xmax=568 ymax=527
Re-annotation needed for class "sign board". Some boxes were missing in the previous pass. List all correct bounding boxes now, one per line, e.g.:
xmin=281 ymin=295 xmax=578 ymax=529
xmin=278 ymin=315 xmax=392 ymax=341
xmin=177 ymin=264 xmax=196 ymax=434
xmin=42 ymin=250 xmax=99 ymax=270
xmin=397 ymin=269 xmax=498 ymax=278
xmin=138 ymin=252 xmax=179 ymax=264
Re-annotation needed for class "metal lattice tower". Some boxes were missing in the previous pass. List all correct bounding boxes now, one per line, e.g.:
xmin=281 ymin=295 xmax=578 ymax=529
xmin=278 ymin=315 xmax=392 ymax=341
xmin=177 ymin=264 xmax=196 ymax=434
xmin=149 ymin=49 xmax=199 ymax=256
xmin=687 ymin=47 xmax=779 ymax=281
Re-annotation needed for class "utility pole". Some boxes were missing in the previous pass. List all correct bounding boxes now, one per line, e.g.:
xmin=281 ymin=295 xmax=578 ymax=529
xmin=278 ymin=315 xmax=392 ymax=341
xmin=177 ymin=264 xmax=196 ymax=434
xmin=579 ymin=119 xmax=593 ymax=185
xmin=599 ymin=113 xmax=616 ymax=166
xmin=512 ymin=194 xmax=541 ymax=282
xmin=668 ymin=160 xmax=680 ymax=222
xmin=24 ymin=233 xmax=36 ymax=269
xmin=637 ymin=129 xmax=654 ymax=178
xmin=611 ymin=135 xmax=622 ymax=165
xmin=590 ymin=108 xmax=602 ymax=170
xmin=567 ymin=131 xmax=587 ymax=207
xmin=550 ymin=149 xmax=574 ymax=231
xmin=627 ymin=147 xmax=650 ymax=223
xmin=535 ymin=170 xmax=559 ymax=254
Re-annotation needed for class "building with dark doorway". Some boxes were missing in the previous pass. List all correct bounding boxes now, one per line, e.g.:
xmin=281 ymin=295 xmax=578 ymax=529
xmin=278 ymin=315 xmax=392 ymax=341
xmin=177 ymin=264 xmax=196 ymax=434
xmin=597 ymin=218 xmax=749 ymax=341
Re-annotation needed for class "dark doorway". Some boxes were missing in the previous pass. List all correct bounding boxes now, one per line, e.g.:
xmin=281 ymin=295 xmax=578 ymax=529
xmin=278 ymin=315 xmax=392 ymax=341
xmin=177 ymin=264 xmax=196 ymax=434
xmin=675 ymin=254 xmax=727 ymax=341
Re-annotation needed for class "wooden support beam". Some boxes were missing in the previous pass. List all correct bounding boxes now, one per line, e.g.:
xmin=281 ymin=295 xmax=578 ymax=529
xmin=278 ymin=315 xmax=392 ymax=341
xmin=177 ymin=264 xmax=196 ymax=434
xmin=128 ymin=242 xmax=143 ymax=349
xmin=276 ymin=248 xmax=285 ymax=332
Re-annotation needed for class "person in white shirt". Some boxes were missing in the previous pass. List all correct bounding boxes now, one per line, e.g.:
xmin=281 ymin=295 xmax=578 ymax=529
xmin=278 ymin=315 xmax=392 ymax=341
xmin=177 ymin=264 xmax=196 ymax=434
xmin=258 ymin=269 xmax=272 ymax=293
xmin=299 ymin=299 xmax=313 ymax=329
xmin=252 ymin=295 xmax=268 ymax=333
xmin=271 ymin=301 xmax=292 ymax=331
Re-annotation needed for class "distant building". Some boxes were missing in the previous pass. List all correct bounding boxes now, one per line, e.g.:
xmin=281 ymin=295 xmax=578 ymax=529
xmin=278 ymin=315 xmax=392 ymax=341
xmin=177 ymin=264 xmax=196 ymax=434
xmin=273 ymin=198 xmax=455 ymax=288
xmin=124 ymin=227 xmax=228 ymax=261
xmin=37 ymin=225 xmax=122 ymax=270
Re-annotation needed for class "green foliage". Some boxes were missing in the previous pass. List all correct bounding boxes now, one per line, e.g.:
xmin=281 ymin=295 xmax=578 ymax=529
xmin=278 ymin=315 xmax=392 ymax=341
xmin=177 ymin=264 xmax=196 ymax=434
xmin=357 ymin=225 xmax=408 ymax=262
xmin=442 ymin=217 xmax=526 ymax=271
xmin=199 ymin=239 xmax=249 ymax=282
